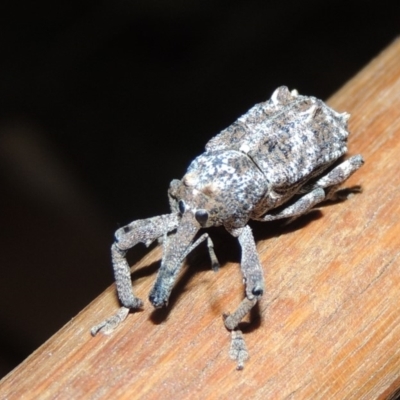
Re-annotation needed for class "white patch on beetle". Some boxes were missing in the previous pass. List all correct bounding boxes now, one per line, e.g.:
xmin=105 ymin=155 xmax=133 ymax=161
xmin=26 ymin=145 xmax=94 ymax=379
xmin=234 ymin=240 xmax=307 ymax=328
xmin=183 ymin=173 xmax=198 ymax=187
xmin=291 ymin=89 xmax=299 ymax=97
xmin=239 ymin=143 xmax=250 ymax=153
xmin=91 ymin=86 xmax=364 ymax=370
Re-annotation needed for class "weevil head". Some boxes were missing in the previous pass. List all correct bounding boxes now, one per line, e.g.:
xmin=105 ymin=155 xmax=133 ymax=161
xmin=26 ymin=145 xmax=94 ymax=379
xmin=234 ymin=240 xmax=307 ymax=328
xmin=168 ymin=177 xmax=217 ymax=229
xmin=149 ymin=149 xmax=266 ymax=308
xmin=150 ymin=172 xmax=221 ymax=309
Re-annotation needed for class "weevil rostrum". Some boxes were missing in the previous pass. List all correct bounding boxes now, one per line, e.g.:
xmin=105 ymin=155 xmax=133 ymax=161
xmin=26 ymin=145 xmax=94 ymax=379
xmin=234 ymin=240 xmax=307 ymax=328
xmin=91 ymin=86 xmax=364 ymax=369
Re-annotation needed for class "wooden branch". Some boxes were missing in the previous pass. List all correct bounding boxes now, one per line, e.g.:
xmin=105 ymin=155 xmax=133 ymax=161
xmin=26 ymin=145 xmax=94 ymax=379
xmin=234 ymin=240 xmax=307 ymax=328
xmin=3 ymin=39 xmax=400 ymax=399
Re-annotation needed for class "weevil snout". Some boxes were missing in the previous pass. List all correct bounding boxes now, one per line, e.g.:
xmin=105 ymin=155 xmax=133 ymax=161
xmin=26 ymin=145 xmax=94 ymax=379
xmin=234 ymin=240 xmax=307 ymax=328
xmin=149 ymin=291 xmax=168 ymax=308
xmin=149 ymin=211 xmax=201 ymax=308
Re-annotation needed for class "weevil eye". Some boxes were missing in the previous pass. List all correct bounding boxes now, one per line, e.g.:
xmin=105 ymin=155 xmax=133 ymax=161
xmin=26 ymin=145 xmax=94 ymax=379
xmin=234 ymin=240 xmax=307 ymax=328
xmin=195 ymin=209 xmax=209 ymax=225
xmin=178 ymin=200 xmax=186 ymax=214
xmin=252 ymin=287 xmax=264 ymax=297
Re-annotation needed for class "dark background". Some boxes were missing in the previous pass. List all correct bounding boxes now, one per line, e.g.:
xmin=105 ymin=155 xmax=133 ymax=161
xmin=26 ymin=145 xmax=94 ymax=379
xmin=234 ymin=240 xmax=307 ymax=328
xmin=0 ymin=0 xmax=399 ymax=378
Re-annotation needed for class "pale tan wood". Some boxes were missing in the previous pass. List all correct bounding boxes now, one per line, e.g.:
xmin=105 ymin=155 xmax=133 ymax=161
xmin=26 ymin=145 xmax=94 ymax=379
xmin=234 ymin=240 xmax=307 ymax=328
xmin=2 ymin=39 xmax=400 ymax=400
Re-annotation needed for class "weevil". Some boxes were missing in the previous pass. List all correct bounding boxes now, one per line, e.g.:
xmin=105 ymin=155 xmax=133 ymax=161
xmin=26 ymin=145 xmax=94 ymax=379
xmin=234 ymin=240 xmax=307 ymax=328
xmin=91 ymin=86 xmax=364 ymax=369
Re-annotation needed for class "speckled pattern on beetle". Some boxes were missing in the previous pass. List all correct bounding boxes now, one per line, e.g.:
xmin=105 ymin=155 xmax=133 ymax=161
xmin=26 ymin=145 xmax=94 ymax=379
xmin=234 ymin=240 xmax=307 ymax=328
xmin=91 ymin=86 xmax=364 ymax=369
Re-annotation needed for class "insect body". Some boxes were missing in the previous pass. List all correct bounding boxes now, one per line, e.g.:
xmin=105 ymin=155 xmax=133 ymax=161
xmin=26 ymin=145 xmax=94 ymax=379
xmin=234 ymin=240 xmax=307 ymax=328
xmin=91 ymin=86 xmax=364 ymax=369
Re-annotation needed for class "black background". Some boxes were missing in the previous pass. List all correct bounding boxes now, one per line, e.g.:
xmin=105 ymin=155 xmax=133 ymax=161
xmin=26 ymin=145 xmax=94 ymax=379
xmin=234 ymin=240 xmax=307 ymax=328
xmin=0 ymin=0 xmax=399 ymax=377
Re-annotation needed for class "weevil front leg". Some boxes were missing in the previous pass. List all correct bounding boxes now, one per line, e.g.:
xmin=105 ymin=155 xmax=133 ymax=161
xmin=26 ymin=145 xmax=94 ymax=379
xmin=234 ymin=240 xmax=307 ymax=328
xmin=91 ymin=213 xmax=180 ymax=336
xmin=223 ymin=225 xmax=263 ymax=369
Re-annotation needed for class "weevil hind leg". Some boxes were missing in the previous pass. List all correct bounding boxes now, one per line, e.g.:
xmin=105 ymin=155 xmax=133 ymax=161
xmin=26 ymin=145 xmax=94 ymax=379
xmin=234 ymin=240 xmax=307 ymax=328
xmin=224 ymin=225 xmax=264 ymax=369
xmin=91 ymin=213 xmax=180 ymax=336
xmin=328 ymin=185 xmax=362 ymax=201
xmin=314 ymin=154 xmax=364 ymax=198
xmin=255 ymin=187 xmax=326 ymax=225
xmin=254 ymin=155 xmax=364 ymax=225
xmin=297 ymin=154 xmax=364 ymax=205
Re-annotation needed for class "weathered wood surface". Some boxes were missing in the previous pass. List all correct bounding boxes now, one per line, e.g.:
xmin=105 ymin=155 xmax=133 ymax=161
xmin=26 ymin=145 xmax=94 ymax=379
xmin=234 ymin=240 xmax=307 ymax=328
xmin=2 ymin=39 xmax=400 ymax=400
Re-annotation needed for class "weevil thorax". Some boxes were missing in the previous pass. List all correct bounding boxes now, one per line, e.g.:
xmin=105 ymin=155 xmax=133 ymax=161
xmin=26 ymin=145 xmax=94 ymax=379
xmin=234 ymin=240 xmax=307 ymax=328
xmin=169 ymin=149 xmax=267 ymax=230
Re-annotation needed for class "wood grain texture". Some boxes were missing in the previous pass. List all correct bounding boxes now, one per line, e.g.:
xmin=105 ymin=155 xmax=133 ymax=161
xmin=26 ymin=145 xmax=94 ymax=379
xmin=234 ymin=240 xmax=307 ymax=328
xmin=2 ymin=39 xmax=400 ymax=400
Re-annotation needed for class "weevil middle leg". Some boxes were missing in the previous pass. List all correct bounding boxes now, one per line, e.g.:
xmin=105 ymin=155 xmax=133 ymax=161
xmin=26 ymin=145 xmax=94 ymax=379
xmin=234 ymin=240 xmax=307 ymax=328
xmin=223 ymin=155 xmax=364 ymax=368
xmin=223 ymin=225 xmax=263 ymax=369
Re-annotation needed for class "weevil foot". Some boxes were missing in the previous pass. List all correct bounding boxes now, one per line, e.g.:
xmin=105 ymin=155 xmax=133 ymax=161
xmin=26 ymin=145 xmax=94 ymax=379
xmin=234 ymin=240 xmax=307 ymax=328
xmin=223 ymin=297 xmax=257 ymax=331
xmin=91 ymin=306 xmax=130 ymax=336
xmin=211 ymin=259 xmax=220 ymax=272
xmin=223 ymin=296 xmax=257 ymax=369
xmin=206 ymin=236 xmax=220 ymax=272
xmin=229 ymin=330 xmax=249 ymax=370
xmin=329 ymin=185 xmax=363 ymax=201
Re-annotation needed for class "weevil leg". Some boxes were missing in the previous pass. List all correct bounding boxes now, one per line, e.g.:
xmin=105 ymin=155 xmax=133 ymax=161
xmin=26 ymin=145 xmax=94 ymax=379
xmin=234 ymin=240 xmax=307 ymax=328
xmin=314 ymin=154 xmax=364 ymax=200
xmin=186 ymin=233 xmax=220 ymax=271
xmin=229 ymin=330 xmax=249 ymax=370
xmin=207 ymin=236 xmax=220 ymax=271
xmin=224 ymin=225 xmax=263 ymax=369
xmin=255 ymin=187 xmax=326 ymax=223
xmin=91 ymin=213 xmax=180 ymax=336
xmin=183 ymin=232 xmax=220 ymax=269
xmin=255 ymin=154 xmax=363 ymax=225
xmin=180 ymin=232 xmax=219 ymax=271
